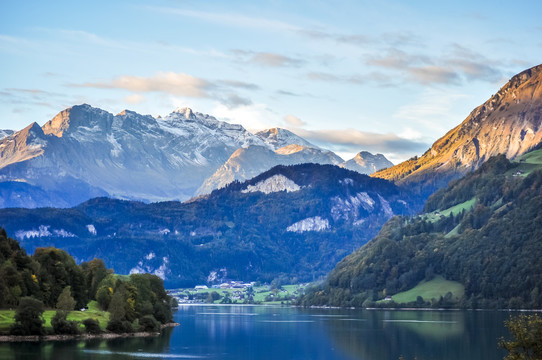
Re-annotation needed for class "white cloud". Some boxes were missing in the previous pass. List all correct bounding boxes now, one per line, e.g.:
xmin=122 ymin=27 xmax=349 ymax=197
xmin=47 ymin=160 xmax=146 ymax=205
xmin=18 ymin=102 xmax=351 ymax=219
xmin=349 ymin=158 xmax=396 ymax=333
xmin=283 ymin=115 xmax=306 ymax=127
xmin=212 ymin=103 xmax=279 ymax=132
xmin=124 ymin=94 xmax=146 ymax=104
xmin=79 ymin=72 xmax=214 ymax=98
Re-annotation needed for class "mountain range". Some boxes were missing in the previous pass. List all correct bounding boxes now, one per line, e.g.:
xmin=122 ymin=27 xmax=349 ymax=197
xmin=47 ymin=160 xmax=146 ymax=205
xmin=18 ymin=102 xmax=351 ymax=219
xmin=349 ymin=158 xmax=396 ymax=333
xmin=0 ymin=163 xmax=422 ymax=287
xmin=0 ymin=106 xmax=391 ymax=208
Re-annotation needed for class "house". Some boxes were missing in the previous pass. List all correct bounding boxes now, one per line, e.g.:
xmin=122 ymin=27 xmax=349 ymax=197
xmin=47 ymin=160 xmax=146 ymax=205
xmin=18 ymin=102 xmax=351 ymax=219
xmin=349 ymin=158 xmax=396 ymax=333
xmin=195 ymin=285 xmax=208 ymax=290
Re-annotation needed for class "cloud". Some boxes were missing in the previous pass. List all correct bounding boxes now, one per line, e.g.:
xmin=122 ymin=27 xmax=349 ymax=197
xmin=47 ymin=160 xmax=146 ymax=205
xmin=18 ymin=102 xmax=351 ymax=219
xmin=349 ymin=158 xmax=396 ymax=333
xmin=218 ymin=80 xmax=260 ymax=90
xmin=276 ymin=90 xmax=301 ymax=97
xmin=292 ymin=128 xmax=429 ymax=155
xmin=296 ymin=29 xmax=370 ymax=46
xmin=212 ymin=103 xmax=279 ymax=131
xmin=221 ymin=93 xmax=253 ymax=108
xmin=78 ymin=72 xmax=214 ymax=98
xmin=149 ymin=6 xmax=296 ymax=32
xmin=251 ymin=52 xmax=305 ymax=67
xmin=124 ymin=94 xmax=146 ymax=104
xmin=365 ymin=44 xmax=504 ymax=85
xmin=232 ymin=50 xmax=305 ymax=68
xmin=283 ymin=115 xmax=306 ymax=127
xmin=408 ymin=66 xmax=461 ymax=85
xmin=307 ymin=72 xmax=365 ymax=84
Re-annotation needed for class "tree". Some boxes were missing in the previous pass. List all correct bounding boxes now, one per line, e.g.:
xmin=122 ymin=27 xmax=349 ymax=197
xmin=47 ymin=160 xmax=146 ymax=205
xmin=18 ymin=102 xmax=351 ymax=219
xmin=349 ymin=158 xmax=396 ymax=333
xmin=56 ymin=286 xmax=76 ymax=311
xmin=51 ymin=310 xmax=79 ymax=335
xmin=10 ymin=297 xmax=45 ymax=336
xmin=499 ymin=314 xmax=542 ymax=360
xmin=82 ymin=318 xmax=102 ymax=334
xmin=108 ymin=286 xmax=126 ymax=322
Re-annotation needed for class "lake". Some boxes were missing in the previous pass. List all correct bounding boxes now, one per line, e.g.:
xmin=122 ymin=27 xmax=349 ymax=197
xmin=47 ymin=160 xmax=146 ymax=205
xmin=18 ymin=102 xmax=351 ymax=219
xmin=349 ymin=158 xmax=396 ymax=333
xmin=1 ymin=305 xmax=514 ymax=359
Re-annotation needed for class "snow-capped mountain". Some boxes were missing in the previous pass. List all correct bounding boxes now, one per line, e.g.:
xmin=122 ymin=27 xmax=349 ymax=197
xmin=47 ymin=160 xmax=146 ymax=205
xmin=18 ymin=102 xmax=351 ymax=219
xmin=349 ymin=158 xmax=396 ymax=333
xmin=340 ymin=151 xmax=393 ymax=174
xmin=195 ymin=144 xmax=344 ymax=195
xmin=255 ymin=128 xmax=318 ymax=149
xmin=0 ymin=104 xmax=268 ymax=207
xmin=0 ymin=130 xmax=13 ymax=140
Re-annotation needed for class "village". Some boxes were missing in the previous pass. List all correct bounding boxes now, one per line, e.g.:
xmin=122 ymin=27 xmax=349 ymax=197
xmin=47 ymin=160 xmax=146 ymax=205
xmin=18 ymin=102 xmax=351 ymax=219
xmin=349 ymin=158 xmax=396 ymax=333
xmin=168 ymin=281 xmax=309 ymax=305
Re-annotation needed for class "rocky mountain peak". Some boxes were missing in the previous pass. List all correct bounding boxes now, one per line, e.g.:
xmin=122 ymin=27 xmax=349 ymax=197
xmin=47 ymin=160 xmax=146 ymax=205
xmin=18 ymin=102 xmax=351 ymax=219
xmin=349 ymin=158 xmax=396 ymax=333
xmin=374 ymin=63 xmax=542 ymax=191
xmin=340 ymin=151 xmax=393 ymax=175
xmin=255 ymin=127 xmax=317 ymax=150
xmin=42 ymin=104 xmax=113 ymax=138
xmin=172 ymin=107 xmax=197 ymax=120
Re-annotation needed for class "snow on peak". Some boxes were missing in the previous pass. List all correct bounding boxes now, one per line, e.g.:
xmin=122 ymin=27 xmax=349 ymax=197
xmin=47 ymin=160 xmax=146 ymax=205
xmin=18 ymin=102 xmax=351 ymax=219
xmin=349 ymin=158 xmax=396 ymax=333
xmin=242 ymin=174 xmax=302 ymax=194
xmin=172 ymin=107 xmax=196 ymax=119
xmin=255 ymin=127 xmax=318 ymax=150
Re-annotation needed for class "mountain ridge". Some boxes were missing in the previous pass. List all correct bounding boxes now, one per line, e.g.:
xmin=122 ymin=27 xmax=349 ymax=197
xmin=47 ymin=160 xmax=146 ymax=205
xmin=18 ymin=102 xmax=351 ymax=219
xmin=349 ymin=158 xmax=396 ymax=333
xmin=373 ymin=63 xmax=542 ymax=193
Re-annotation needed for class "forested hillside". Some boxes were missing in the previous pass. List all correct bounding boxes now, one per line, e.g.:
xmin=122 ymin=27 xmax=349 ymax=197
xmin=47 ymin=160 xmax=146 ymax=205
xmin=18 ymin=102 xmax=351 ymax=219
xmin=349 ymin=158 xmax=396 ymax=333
xmin=0 ymin=164 xmax=423 ymax=287
xmin=302 ymin=153 xmax=542 ymax=309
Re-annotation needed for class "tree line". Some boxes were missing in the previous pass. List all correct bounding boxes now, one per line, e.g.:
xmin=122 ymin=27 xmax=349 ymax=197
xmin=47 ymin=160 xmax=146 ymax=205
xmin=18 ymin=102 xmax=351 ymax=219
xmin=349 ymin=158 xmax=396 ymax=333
xmin=0 ymin=228 xmax=173 ymax=335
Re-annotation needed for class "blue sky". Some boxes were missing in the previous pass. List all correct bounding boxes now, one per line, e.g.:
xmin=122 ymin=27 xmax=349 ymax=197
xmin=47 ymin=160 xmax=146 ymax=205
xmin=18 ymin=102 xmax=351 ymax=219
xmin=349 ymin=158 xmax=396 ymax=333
xmin=1 ymin=0 xmax=541 ymax=162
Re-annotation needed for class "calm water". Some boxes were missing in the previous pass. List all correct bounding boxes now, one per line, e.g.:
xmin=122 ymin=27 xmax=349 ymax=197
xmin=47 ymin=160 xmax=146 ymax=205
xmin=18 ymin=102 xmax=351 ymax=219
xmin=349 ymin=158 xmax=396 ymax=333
xmin=1 ymin=305 xmax=514 ymax=360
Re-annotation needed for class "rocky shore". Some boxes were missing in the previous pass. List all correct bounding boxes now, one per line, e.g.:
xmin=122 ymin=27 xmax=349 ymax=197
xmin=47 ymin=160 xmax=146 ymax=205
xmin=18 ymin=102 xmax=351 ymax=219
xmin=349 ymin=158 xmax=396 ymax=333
xmin=0 ymin=322 xmax=179 ymax=342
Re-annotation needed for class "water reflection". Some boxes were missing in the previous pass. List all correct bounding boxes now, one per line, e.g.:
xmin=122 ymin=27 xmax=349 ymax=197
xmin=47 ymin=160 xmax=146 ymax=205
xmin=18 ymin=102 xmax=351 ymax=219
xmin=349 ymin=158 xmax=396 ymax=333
xmin=3 ymin=328 xmax=174 ymax=360
xmin=324 ymin=309 xmax=508 ymax=360
xmin=0 ymin=307 xmax=512 ymax=360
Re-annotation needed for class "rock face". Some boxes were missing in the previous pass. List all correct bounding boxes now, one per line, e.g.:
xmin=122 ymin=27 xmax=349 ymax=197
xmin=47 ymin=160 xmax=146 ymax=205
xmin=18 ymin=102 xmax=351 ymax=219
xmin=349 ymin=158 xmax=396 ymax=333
xmin=374 ymin=64 xmax=542 ymax=190
xmin=0 ymin=105 xmax=267 ymax=206
xmin=340 ymin=151 xmax=393 ymax=174
xmin=241 ymin=174 xmax=302 ymax=194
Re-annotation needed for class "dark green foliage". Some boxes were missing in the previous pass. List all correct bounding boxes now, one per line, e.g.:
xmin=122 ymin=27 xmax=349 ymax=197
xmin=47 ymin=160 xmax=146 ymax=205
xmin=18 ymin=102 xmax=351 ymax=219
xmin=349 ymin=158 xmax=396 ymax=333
xmin=138 ymin=315 xmax=160 ymax=332
xmin=499 ymin=314 xmax=542 ymax=360
xmin=81 ymin=259 xmax=111 ymax=300
xmin=0 ymin=164 xmax=424 ymax=287
xmin=51 ymin=311 xmax=79 ymax=335
xmin=33 ymin=247 xmax=87 ymax=309
xmin=106 ymin=319 xmax=133 ymax=334
xmin=82 ymin=318 xmax=102 ymax=334
xmin=56 ymin=286 xmax=76 ymax=311
xmin=206 ymin=291 xmax=221 ymax=303
xmin=9 ymin=297 xmax=45 ymax=336
xmin=0 ymin=229 xmax=39 ymax=307
xmin=303 ymin=155 xmax=542 ymax=308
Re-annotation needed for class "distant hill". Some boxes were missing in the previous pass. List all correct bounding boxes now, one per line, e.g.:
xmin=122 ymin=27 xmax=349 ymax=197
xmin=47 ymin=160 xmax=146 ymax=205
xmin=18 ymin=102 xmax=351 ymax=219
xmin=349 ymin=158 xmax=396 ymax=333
xmin=373 ymin=64 xmax=542 ymax=195
xmin=302 ymin=150 xmax=542 ymax=309
xmin=0 ymin=163 xmax=423 ymax=287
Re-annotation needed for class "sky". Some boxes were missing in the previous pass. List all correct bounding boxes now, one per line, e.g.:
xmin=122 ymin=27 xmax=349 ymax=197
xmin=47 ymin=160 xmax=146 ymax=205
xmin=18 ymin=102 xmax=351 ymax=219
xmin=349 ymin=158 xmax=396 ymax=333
xmin=1 ymin=0 xmax=541 ymax=163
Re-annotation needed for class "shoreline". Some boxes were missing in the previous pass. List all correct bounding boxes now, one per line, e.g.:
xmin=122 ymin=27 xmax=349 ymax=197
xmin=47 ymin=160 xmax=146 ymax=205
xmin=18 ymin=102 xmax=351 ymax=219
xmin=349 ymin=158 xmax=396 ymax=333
xmin=0 ymin=322 xmax=179 ymax=343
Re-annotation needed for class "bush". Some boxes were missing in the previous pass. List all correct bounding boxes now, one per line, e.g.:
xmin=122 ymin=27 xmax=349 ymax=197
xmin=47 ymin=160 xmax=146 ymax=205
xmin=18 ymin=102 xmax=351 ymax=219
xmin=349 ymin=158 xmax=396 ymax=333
xmin=51 ymin=311 xmax=80 ymax=335
xmin=138 ymin=315 xmax=160 ymax=332
xmin=106 ymin=319 xmax=133 ymax=334
xmin=82 ymin=318 xmax=102 ymax=334
xmin=10 ymin=297 xmax=45 ymax=336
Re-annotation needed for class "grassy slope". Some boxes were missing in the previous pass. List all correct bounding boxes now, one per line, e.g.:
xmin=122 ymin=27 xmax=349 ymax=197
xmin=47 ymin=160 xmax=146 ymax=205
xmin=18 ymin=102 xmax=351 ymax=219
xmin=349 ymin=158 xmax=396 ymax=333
xmin=0 ymin=301 xmax=109 ymax=334
xmin=389 ymin=276 xmax=465 ymax=304
xmin=424 ymin=198 xmax=476 ymax=223
xmin=510 ymin=148 xmax=542 ymax=176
